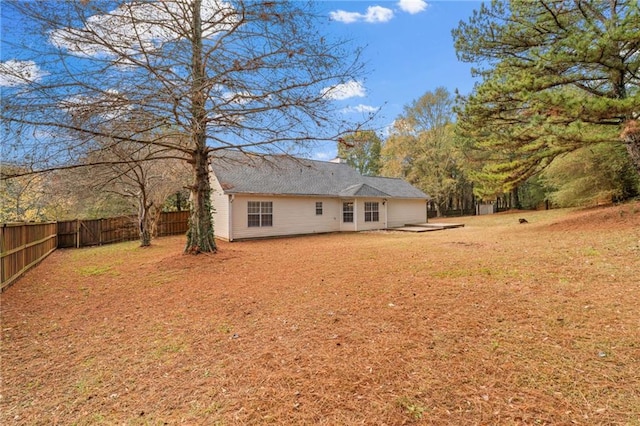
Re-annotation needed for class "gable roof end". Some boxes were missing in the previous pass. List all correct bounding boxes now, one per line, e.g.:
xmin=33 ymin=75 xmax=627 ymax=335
xmin=339 ymin=183 xmax=391 ymax=198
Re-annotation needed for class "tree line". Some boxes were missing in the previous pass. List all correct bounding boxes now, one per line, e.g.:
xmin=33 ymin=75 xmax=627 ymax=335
xmin=339 ymin=83 xmax=638 ymax=215
xmin=340 ymin=0 xmax=640 ymax=213
xmin=2 ymin=1 xmax=639 ymax=252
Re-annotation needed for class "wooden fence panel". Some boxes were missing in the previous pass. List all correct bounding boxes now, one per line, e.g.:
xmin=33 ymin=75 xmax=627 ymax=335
xmin=157 ymin=211 xmax=189 ymax=237
xmin=1 ymin=222 xmax=57 ymax=291
xmin=100 ymin=216 xmax=138 ymax=245
xmin=57 ymin=220 xmax=79 ymax=248
xmin=80 ymin=218 xmax=102 ymax=246
xmin=57 ymin=212 xmax=188 ymax=248
xmin=2 ymin=212 xmax=189 ymax=289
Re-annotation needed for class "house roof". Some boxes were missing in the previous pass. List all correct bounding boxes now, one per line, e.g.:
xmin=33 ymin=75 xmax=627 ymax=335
xmin=338 ymin=183 xmax=390 ymax=198
xmin=210 ymin=150 xmax=429 ymax=199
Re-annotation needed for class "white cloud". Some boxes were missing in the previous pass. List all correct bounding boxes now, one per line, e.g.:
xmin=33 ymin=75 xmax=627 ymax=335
xmin=59 ymin=89 xmax=132 ymax=121
xmin=397 ymin=0 xmax=429 ymax=14
xmin=313 ymin=151 xmax=336 ymax=161
xmin=329 ymin=10 xmax=362 ymax=24
xmin=364 ymin=6 xmax=395 ymax=23
xmin=341 ymin=104 xmax=380 ymax=114
xmin=222 ymin=90 xmax=254 ymax=105
xmin=50 ymin=0 xmax=238 ymax=59
xmin=321 ymin=81 xmax=366 ymax=100
xmin=330 ymin=1 xmax=428 ymax=24
xmin=330 ymin=6 xmax=394 ymax=24
xmin=0 ymin=60 xmax=48 ymax=87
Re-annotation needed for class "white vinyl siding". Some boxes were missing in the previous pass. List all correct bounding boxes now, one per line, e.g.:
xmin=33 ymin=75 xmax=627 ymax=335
xmin=209 ymin=171 xmax=231 ymax=240
xmin=386 ymin=199 xmax=427 ymax=228
xmin=231 ymin=195 xmax=342 ymax=240
xmin=213 ymin=190 xmax=426 ymax=240
xmin=353 ymin=199 xmax=387 ymax=231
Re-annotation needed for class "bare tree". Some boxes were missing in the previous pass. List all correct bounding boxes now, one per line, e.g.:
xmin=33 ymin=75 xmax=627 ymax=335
xmin=1 ymin=0 xmax=367 ymax=253
xmin=78 ymin=140 xmax=191 ymax=246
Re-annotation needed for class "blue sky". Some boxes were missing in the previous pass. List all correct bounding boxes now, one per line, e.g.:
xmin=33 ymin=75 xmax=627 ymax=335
xmin=1 ymin=1 xmax=482 ymax=161
xmin=313 ymin=0 xmax=481 ymax=159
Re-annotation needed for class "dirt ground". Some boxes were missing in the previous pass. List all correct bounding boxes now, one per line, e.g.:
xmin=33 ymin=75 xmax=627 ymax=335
xmin=2 ymin=202 xmax=639 ymax=425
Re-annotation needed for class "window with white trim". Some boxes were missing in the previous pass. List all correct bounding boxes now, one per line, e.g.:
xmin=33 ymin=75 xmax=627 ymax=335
xmin=316 ymin=202 xmax=323 ymax=215
xmin=248 ymin=201 xmax=273 ymax=227
xmin=343 ymin=202 xmax=354 ymax=223
xmin=364 ymin=202 xmax=379 ymax=222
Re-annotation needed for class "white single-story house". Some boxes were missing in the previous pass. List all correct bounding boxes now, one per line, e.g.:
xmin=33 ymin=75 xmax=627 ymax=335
xmin=210 ymin=150 xmax=430 ymax=241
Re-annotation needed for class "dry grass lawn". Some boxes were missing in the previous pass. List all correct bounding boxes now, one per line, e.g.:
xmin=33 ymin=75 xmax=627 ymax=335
xmin=2 ymin=202 xmax=640 ymax=425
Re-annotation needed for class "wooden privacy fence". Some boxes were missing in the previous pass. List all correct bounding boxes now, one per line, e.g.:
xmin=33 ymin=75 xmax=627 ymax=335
xmin=57 ymin=216 xmax=137 ymax=248
xmin=1 ymin=222 xmax=57 ymax=291
xmin=1 ymin=211 xmax=189 ymax=290
xmin=156 ymin=211 xmax=190 ymax=237
xmin=57 ymin=211 xmax=189 ymax=248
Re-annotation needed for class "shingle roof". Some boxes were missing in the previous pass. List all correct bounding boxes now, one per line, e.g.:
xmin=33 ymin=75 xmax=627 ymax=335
xmin=210 ymin=150 xmax=429 ymax=199
xmin=338 ymin=183 xmax=390 ymax=198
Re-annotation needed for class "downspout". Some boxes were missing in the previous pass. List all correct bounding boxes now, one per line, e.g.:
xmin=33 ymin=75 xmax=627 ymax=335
xmin=384 ymin=199 xmax=388 ymax=229
xmin=228 ymin=194 xmax=234 ymax=242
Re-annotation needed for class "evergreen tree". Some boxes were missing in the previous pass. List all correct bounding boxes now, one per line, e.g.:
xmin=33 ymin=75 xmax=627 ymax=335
xmin=453 ymin=0 xmax=640 ymax=197
xmin=542 ymin=142 xmax=640 ymax=207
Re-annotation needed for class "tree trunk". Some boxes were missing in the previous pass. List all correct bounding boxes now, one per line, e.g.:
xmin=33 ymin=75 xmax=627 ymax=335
xmin=435 ymin=201 xmax=442 ymax=218
xmin=150 ymin=204 xmax=162 ymax=238
xmin=139 ymin=202 xmax=152 ymax=247
xmin=185 ymin=150 xmax=216 ymax=254
xmin=184 ymin=0 xmax=216 ymax=254
xmin=140 ymin=227 xmax=151 ymax=247
xmin=622 ymin=120 xmax=640 ymax=177
xmin=510 ymin=187 xmax=521 ymax=210
xmin=176 ymin=191 xmax=184 ymax=211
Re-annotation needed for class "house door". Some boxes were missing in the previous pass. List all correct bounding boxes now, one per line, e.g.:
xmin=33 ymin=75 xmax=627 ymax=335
xmin=340 ymin=200 xmax=356 ymax=231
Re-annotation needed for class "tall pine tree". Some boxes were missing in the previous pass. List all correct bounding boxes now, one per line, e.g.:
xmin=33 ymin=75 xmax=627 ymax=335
xmin=453 ymin=0 xmax=640 ymax=197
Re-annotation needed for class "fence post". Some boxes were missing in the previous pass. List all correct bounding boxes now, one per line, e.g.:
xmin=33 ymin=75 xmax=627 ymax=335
xmin=0 ymin=224 xmax=4 ymax=284
xmin=21 ymin=222 xmax=26 ymax=277
xmin=76 ymin=219 xmax=80 ymax=248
